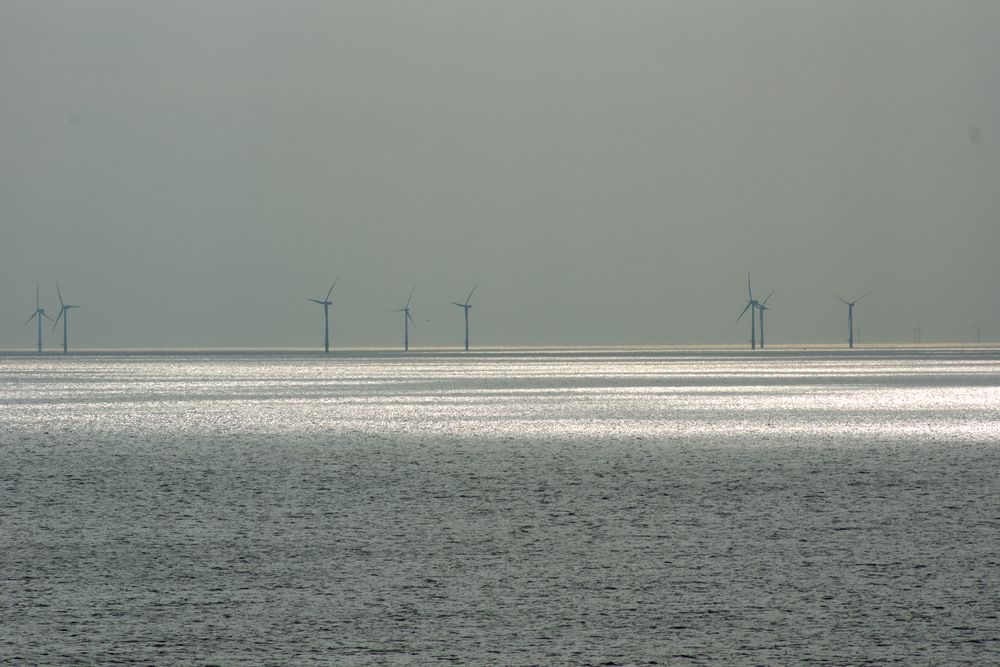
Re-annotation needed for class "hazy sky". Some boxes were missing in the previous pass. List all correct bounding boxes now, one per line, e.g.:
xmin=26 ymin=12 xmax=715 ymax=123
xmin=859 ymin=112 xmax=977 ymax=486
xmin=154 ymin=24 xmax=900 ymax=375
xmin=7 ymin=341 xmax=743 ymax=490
xmin=2 ymin=1 xmax=998 ymax=349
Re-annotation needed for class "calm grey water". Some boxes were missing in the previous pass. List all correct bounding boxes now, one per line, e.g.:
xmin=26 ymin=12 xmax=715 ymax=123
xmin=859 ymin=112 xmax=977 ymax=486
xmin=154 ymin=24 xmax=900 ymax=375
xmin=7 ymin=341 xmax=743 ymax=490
xmin=2 ymin=348 xmax=999 ymax=665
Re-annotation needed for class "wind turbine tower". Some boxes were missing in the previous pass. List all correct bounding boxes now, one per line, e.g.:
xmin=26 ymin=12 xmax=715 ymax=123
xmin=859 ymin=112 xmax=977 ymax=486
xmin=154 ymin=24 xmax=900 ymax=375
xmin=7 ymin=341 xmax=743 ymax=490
xmin=757 ymin=291 xmax=774 ymax=349
xmin=912 ymin=326 xmax=923 ymax=344
xmin=451 ymin=284 xmax=477 ymax=351
xmin=830 ymin=290 xmax=870 ymax=349
xmin=737 ymin=273 xmax=758 ymax=349
xmin=393 ymin=287 xmax=416 ymax=351
xmin=23 ymin=285 xmax=53 ymax=353
xmin=52 ymin=283 xmax=82 ymax=354
xmin=308 ymin=279 xmax=338 ymax=353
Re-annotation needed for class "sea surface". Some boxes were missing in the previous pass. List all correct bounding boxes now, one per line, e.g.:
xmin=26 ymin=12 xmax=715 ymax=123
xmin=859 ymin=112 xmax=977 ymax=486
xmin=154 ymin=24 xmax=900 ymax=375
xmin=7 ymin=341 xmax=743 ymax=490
xmin=2 ymin=347 xmax=999 ymax=665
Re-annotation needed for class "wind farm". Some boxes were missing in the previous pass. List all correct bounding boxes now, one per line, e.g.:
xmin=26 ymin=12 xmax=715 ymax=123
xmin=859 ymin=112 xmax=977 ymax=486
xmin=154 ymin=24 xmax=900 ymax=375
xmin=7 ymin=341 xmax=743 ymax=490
xmin=3 ymin=275 xmax=997 ymax=351
xmin=52 ymin=283 xmax=81 ymax=354
xmin=451 ymin=285 xmax=477 ymax=351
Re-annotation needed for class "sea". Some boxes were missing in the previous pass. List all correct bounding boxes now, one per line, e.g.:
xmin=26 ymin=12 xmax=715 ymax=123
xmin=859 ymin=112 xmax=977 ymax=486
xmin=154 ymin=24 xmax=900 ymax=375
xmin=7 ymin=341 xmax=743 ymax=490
xmin=2 ymin=347 xmax=999 ymax=665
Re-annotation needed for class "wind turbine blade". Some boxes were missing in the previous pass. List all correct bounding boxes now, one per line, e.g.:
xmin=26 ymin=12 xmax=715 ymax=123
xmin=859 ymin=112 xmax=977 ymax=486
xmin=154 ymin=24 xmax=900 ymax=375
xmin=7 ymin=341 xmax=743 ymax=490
xmin=407 ymin=311 xmax=416 ymax=329
xmin=325 ymin=278 xmax=339 ymax=301
xmin=855 ymin=289 xmax=873 ymax=304
xmin=737 ymin=302 xmax=751 ymax=323
xmin=450 ymin=301 xmax=466 ymax=308
xmin=52 ymin=311 xmax=63 ymax=331
xmin=760 ymin=290 xmax=774 ymax=307
xmin=42 ymin=311 xmax=54 ymax=322
xmin=308 ymin=298 xmax=325 ymax=305
xmin=56 ymin=283 xmax=64 ymax=308
xmin=23 ymin=312 xmax=37 ymax=327
xmin=465 ymin=284 xmax=477 ymax=305
xmin=747 ymin=272 xmax=753 ymax=301
xmin=828 ymin=290 xmax=849 ymax=306
xmin=36 ymin=285 xmax=40 ymax=309
xmin=405 ymin=286 xmax=415 ymax=308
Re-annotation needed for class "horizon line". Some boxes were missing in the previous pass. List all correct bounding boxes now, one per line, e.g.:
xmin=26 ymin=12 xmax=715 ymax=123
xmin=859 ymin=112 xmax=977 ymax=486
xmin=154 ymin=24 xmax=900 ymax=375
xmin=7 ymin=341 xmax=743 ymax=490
xmin=1 ymin=343 xmax=998 ymax=356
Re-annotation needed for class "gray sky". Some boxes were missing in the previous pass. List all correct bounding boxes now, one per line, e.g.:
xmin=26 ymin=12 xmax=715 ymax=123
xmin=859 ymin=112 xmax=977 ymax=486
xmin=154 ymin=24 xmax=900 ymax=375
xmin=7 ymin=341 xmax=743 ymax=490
xmin=2 ymin=1 xmax=998 ymax=349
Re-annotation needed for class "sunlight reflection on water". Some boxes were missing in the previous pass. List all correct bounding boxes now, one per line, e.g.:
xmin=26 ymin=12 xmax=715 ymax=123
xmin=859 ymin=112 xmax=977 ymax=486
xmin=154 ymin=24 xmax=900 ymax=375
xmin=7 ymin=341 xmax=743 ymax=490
xmin=4 ymin=350 xmax=999 ymax=445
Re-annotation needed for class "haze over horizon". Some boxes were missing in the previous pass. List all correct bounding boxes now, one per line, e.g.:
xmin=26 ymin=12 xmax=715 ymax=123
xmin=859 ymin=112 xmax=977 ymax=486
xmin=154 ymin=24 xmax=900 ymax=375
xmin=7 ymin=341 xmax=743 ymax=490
xmin=3 ymin=2 xmax=998 ymax=349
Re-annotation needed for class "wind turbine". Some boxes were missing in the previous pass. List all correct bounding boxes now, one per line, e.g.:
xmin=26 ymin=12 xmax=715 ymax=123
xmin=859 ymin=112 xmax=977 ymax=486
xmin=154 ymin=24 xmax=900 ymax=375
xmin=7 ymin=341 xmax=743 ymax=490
xmin=736 ymin=273 xmax=758 ymax=349
xmin=308 ymin=279 xmax=338 ymax=353
xmin=974 ymin=325 xmax=983 ymax=344
xmin=52 ymin=283 xmax=81 ymax=354
xmin=450 ymin=284 xmax=477 ymax=351
xmin=912 ymin=325 xmax=923 ymax=344
xmin=829 ymin=290 xmax=871 ymax=349
xmin=23 ymin=285 xmax=53 ymax=353
xmin=392 ymin=287 xmax=416 ymax=351
xmin=757 ymin=291 xmax=774 ymax=349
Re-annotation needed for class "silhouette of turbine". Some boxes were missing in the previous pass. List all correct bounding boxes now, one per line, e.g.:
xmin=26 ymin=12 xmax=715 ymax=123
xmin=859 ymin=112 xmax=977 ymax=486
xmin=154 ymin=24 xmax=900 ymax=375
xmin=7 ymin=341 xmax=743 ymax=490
xmin=912 ymin=325 xmax=923 ymax=344
xmin=23 ymin=285 xmax=53 ymax=353
xmin=450 ymin=284 xmax=477 ymax=351
xmin=308 ymin=279 xmax=338 ymax=353
xmin=392 ymin=287 xmax=416 ymax=351
xmin=736 ymin=273 xmax=759 ymax=349
xmin=829 ymin=290 xmax=871 ymax=349
xmin=756 ymin=291 xmax=774 ymax=349
xmin=52 ymin=283 xmax=81 ymax=354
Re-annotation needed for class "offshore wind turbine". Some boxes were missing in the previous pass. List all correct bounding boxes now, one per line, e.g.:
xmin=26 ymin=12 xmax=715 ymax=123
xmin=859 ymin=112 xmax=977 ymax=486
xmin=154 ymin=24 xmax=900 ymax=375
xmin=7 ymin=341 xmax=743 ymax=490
xmin=829 ymin=290 xmax=871 ymax=349
xmin=757 ymin=291 xmax=774 ymax=349
xmin=450 ymin=284 xmax=477 ymax=351
xmin=23 ymin=285 xmax=53 ymax=353
xmin=52 ymin=283 xmax=81 ymax=354
xmin=392 ymin=287 xmax=416 ymax=351
xmin=912 ymin=325 xmax=923 ymax=344
xmin=736 ymin=273 xmax=758 ymax=349
xmin=308 ymin=279 xmax=338 ymax=353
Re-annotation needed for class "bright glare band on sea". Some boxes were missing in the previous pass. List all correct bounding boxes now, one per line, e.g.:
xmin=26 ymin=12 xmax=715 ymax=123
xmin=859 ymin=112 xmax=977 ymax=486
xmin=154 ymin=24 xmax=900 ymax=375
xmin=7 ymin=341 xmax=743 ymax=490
xmin=2 ymin=347 xmax=999 ymax=665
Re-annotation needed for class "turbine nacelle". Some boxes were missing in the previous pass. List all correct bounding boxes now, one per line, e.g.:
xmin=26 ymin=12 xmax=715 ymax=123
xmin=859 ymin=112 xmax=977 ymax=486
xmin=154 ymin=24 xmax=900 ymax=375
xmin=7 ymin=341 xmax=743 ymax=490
xmin=308 ymin=278 xmax=338 ymax=307
xmin=829 ymin=289 xmax=872 ymax=307
xmin=757 ymin=291 xmax=774 ymax=311
xmin=52 ymin=305 xmax=81 ymax=330
xmin=23 ymin=309 xmax=53 ymax=326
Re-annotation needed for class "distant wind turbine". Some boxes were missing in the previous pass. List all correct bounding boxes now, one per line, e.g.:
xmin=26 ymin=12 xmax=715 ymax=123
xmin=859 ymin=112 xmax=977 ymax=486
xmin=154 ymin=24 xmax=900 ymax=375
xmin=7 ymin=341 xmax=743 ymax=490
xmin=392 ymin=287 xmax=416 ymax=351
xmin=23 ymin=285 xmax=53 ymax=353
xmin=757 ymin=291 xmax=774 ymax=349
xmin=974 ymin=325 xmax=983 ymax=344
xmin=52 ymin=283 xmax=81 ymax=354
xmin=450 ymin=284 xmax=477 ymax=351
xmin=736 ymin=273 xmax=758 ymax=349
xmin=308 ymin=279 xmax=338 ymax=353
xmin=912 ymin=325 xmax=923 ymax=344
xmin=829 ymin=290 xmax=871 ymax=349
